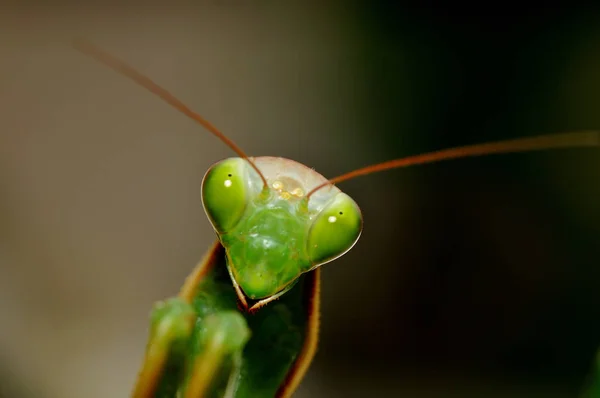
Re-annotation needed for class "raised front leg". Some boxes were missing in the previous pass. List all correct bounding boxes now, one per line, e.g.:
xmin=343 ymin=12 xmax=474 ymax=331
xmin=132 ymin=298 xmax=250 ymax=398
xmin=132 ymin=297 xmax=195 ymax=397
xmin=132 ymin=240 xmax=251 ymax=397
xmin=181 ymin=310 xmax=249 ymax=398
xmin=131 ymin=240 xmax=321 ymax=398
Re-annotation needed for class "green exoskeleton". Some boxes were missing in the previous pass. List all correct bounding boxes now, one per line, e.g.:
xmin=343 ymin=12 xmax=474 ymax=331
xmin=73 ymin=39 xmax=599 ymax=398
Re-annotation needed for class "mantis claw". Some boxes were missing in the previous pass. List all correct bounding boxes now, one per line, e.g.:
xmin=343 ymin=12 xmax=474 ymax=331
xmin=182 ymin=312 xmax=250 ymax=398
xmin=132 ymin=296 xmax=250 ymax=398
xmin=132 ymin=298 xmax=196 ymax=398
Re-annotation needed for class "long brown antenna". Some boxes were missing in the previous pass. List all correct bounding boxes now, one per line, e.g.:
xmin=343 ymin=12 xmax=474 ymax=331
xmin=73 ymin=38 xmax=268 ymax=188
xmin=307 ymin=131 xmax=598 ymax=198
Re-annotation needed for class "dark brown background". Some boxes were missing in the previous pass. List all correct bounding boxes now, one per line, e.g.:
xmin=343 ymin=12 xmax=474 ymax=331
xmin=1 ymin=2 xmax=599 ymax=397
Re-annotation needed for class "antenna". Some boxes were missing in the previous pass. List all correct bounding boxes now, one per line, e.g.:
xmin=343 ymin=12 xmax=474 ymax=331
xmin=306 ymin=131 xmax=599 ymax=198
xmin=73 ymin=38 xmax=269 ymax=188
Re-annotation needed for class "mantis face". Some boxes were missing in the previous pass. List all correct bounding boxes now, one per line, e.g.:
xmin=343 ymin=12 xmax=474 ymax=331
xmin=202 ymin=156 xmax=362 ymax=309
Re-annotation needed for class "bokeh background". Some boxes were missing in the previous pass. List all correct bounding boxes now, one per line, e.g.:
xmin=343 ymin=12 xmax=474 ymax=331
xmin=1 ymin=2 xmax=599 ymax=397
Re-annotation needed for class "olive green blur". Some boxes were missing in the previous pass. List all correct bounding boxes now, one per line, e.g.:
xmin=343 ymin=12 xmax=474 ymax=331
xmin=580 ymin=350 xmax=600 ymax=398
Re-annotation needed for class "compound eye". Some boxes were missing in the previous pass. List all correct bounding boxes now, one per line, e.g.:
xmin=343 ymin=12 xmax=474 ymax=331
xmin=201 ymin=158 xmax=249 ymax=234
xmin=307 ymin=192 xmax=362 ymax=266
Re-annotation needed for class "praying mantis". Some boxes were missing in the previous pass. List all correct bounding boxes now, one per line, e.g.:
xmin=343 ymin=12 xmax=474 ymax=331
xmin=73 ymin=39 xmax=599 ymax=398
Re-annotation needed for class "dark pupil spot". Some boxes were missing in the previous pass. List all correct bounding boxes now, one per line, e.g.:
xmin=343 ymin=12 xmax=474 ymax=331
xmin=228 ymin=173 xmax=232 ymax=177
xmin=339 ymin=211 xmax=343 ymax=215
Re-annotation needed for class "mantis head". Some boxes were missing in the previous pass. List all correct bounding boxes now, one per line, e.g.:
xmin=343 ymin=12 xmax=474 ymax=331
xmin=202 ymin=157 xmax=362 ymax=310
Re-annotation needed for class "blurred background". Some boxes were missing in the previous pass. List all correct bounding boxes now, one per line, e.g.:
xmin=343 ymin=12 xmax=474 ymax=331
xmin=1 ymin=2 xmax=599 ymax=397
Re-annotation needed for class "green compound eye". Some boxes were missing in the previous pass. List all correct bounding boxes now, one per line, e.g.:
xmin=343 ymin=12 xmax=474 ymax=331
xmin=307 ymin=192 xmax=362 ymax=266
xmin=202 ymin=158 xmax=249 ymax=234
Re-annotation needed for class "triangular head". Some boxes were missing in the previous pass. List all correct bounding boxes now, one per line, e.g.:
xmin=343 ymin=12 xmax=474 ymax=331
xmin=202 ymin=156 xmax=362 ymax=311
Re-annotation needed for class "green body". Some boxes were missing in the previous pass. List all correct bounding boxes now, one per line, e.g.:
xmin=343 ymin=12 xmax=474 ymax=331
xmin=141 ymin=241 xmax=317 ymax=398
xmin=189 ymin=259 xmax=309 ymax=397
xmin=137 ymin=242 xmax=319 ymax=398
